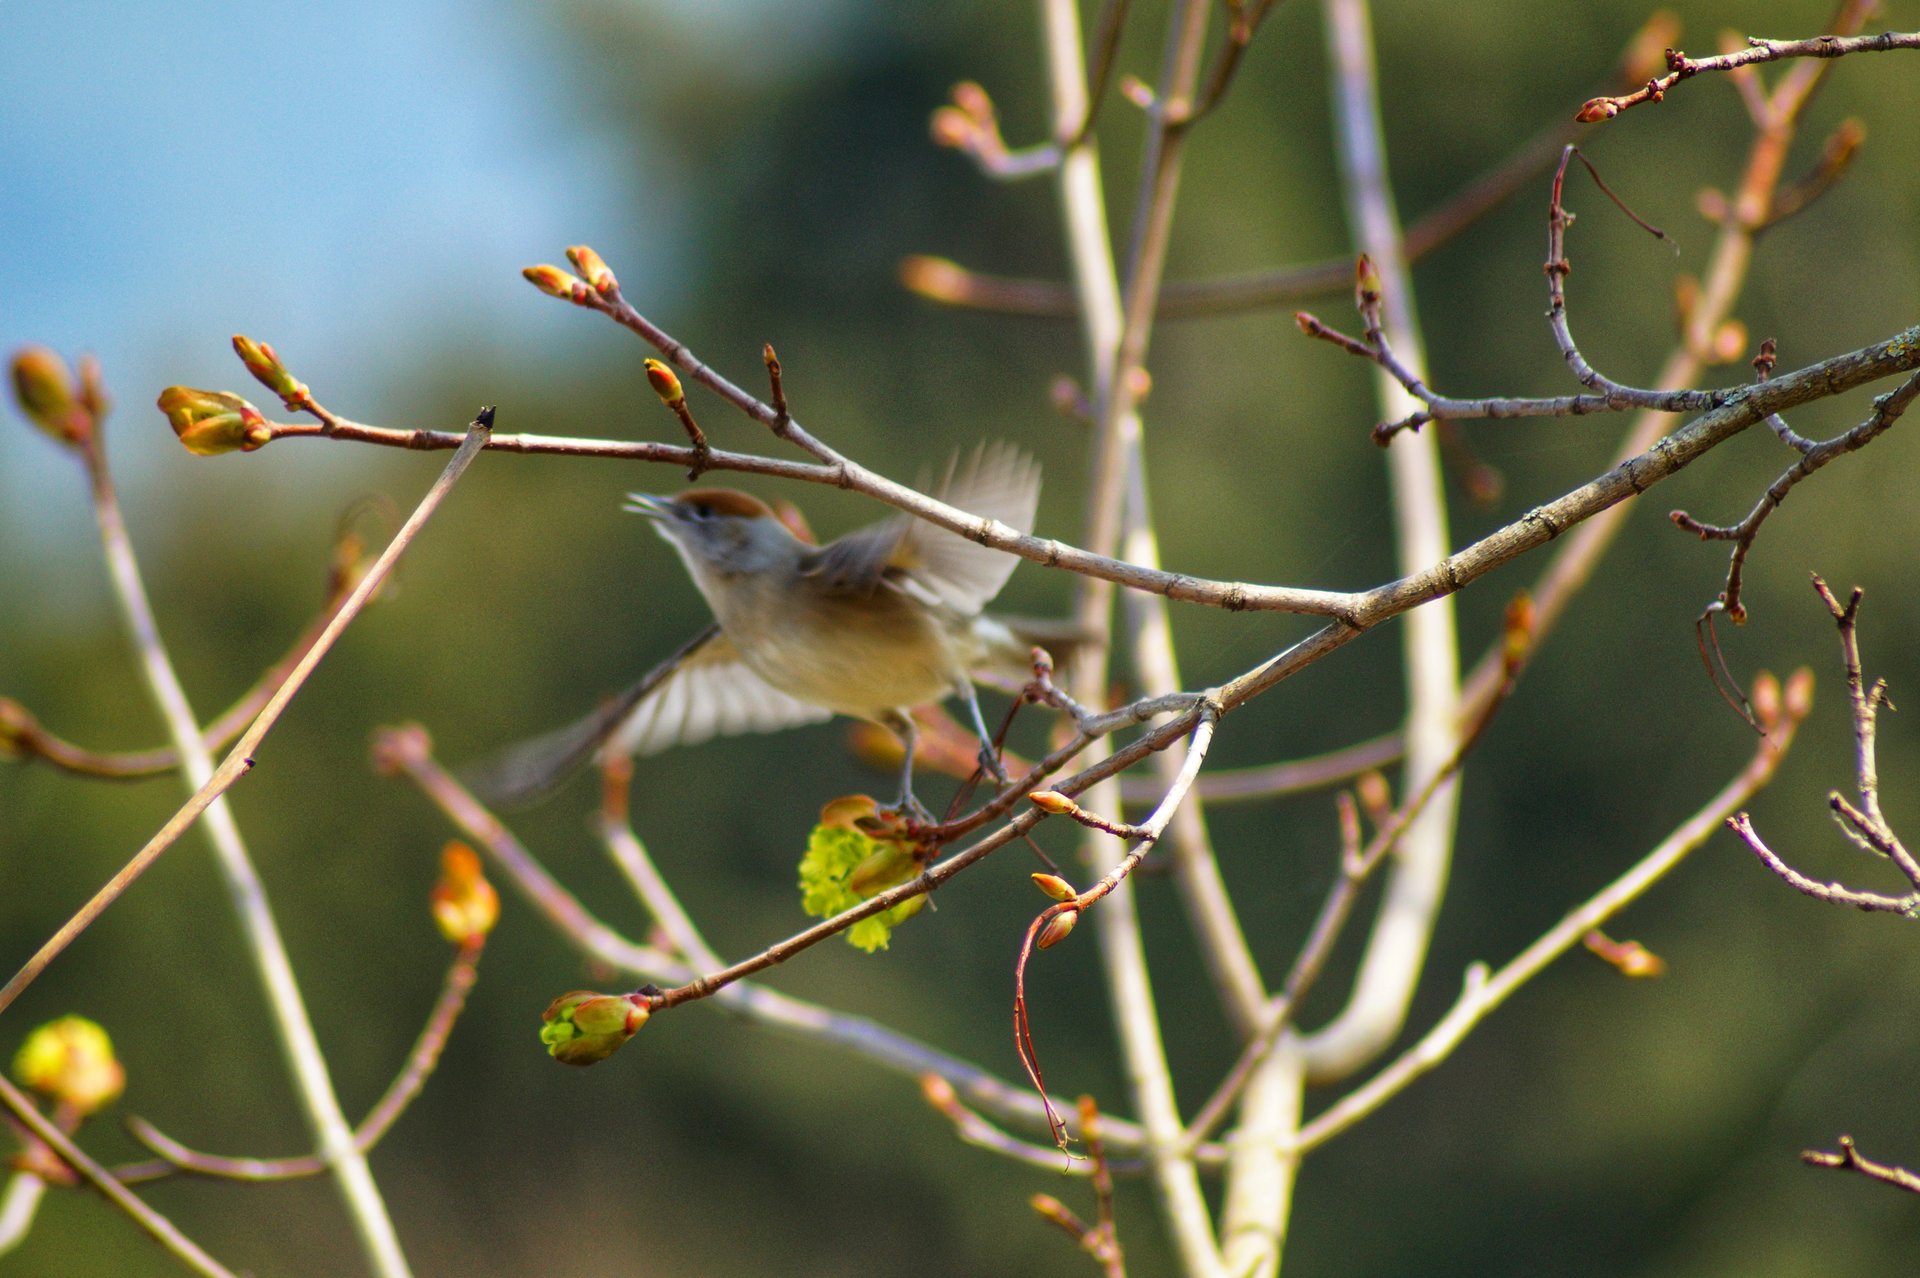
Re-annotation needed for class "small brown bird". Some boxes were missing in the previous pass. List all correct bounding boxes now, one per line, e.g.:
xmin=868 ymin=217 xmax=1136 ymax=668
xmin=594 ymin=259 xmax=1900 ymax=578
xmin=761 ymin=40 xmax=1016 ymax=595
xmin=473 ymin=444 xmax=1076 ymax=810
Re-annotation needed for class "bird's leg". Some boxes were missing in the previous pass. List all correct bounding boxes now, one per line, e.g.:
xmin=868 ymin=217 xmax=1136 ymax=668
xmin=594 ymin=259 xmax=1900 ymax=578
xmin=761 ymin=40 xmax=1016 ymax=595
xmin=881 ymin=710 xmax=935 ymax=821
xmin=958 ymin=682 xmax=1011 ymax=787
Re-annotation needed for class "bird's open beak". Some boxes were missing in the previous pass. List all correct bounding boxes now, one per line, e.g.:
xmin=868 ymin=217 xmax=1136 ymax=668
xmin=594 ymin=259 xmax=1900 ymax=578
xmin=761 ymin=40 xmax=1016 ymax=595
xmin=622 ymin=493 xmax=671 ymax=521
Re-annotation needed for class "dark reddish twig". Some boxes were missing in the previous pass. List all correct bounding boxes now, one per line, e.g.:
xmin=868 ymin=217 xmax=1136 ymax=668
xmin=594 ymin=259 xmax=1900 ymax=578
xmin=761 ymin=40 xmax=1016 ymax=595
xmin=1302 ymin=148 xmax=1713 ymax=443
xmin=1576 ymin=30 xmax=1919 ymax=122
xmin=1725 ymin=577 xmax=1920 ymax=912
xmin=1671 ymin=370 xmax=1920 ymax=622
xmin=903 ymin=12 xmax=1674 ymax=321
xmin=916 ymin=1074 xmax=1176 ymax=1175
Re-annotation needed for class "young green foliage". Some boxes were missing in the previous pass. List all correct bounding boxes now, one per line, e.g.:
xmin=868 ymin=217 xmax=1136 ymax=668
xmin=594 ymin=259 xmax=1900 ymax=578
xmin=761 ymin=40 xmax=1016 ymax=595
xmin=797 ymin=797 xmax=926 ymax=952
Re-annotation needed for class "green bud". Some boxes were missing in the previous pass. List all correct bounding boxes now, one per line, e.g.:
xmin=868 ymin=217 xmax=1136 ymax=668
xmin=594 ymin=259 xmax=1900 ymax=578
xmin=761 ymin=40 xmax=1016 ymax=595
xmin=231 ymin=335 xmax=310 ymax=410
xmin=847 ymin=841 xmax=916 ymax=896
xmin=12 ymin=1016 xmax=125 ymax=1117
xmin=540 ymin=990 xmax=650 ymax=1066
xmin=157 ymin=386 xmax=271 ymax=456
xmin=9 ymin=347 xmax=92 ymax=448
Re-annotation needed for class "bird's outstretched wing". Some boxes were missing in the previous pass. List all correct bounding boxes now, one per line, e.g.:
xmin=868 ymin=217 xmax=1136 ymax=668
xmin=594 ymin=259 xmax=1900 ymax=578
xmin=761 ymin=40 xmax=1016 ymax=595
xmin=802 ymin=443 xmax=1039 ymax=611
xmin=465 ymin=624 xmax=830 ymax=808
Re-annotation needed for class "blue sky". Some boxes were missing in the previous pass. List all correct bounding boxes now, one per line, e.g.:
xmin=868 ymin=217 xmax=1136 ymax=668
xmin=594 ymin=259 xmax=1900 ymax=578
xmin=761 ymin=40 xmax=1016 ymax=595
xmin=0 ymin=0 xmax=656 ymax=555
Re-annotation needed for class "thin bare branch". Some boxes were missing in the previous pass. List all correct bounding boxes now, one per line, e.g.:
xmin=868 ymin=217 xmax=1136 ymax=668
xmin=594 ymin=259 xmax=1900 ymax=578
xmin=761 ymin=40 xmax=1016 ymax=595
xmin=1296 ymin=678 xmax=1808 ymax=1151
xmin=1802 ymin=1135 xmax=1920 ymax=1195
xmin=1671 ymin=370 xmax=1920 ymax=621
xmin=0 ymin=415 xmax=492 ymax=1020
xmin=0 ymin=1077 xmax=238 ymax=1278
xmin=1577 ymin=30 xmax=1918 ymax=122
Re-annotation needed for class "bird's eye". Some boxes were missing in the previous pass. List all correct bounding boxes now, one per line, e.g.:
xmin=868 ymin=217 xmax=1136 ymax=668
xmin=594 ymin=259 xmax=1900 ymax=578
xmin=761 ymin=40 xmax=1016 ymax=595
xmin=689 ymin=503 xmax=712 ymax=520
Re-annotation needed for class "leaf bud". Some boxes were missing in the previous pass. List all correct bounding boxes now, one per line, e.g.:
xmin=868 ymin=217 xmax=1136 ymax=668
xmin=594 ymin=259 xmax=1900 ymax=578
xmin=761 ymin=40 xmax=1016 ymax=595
xmin=9 ymin=347 xmax=92 ymax=448
xmin=1029 ymin=790 xmax=1077 ymax=816
xmin=1749 ymin=671 xmax=1782 ymax=729
xmin=564 ymin=245 xmax=618 ymax=294
xmin=156 ymin=386 xmax=271 ymax=455
xmin=231 ymin=335 xmax=310 ymax=410
xmin=1354 ymin=254 xmax=1383 ymax=314
xmin=643 ymin=359 xmax=685 ymax=408
xmin=522 ymin=264 xmax=585 ymax=300
xmin=12 ymin=1016 xmax=125 ymax=1116
xmin=1036 ymin=909 xmax=1079 ymax=950
xmin=430 ymin=841 xmax=499 ymax=945
xmin=539 ymin=990 xmax=650 ymax=1066
xmin=1030 ymin=872 xmax=1077 ymax=903
xmin=1784 ymin=668 xmax=1815 ymax=720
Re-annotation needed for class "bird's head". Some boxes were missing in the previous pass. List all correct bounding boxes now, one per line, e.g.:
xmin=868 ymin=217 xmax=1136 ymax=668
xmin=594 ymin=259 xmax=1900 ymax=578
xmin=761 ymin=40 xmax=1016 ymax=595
xmin=624 ymin=488 xmax=802 ymax=581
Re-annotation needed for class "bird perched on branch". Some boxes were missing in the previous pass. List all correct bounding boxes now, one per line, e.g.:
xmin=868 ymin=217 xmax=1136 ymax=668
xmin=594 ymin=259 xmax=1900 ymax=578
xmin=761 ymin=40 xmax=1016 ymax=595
xmin=471 ymin=443 xmax=1082 ymax=812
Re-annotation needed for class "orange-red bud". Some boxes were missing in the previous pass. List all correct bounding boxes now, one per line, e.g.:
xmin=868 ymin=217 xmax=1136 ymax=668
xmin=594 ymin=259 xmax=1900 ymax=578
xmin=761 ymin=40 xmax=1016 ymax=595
xmin=10 ymin=346 xmax=93 ymax=448
xmin=1583 ymin=931 xmax=1667 ymax=979
xmin=1029 ymin=790 xmax=1077 ymax=816
xmin=565 ymin=245 xmax=618 ymax=294
xmin=1502 ymin=591 xmax=1536 ymax=672
xmin=430 ymin=841 xmax=499 ymax=945
xmin=898 ymin=254 xmax=967 ymax=301
xmin=156 ymin=386 xmax=270 ymax=456
xmin=644 ymin=359 xmax=685 ymax=408
xmin=1750 ymin=672 xmax=1782 ymax=728
xmin=0 ymin=698 xmax=36 ymax=759
xmin=1030 ymin=1194 xmax=1078 ymax=1229
xmin=920 ymin=1073 xmax=959 ymax=1111
xmin=1784 ymin=668 xmax=1815 ymax=720
xmin=1354 ymin=254 xmax=1383 ymax=313
xmin=522 ymin=264 xmax=585 ymax=300
xmin=1030 ymin=872 xmax=1077 ymax=903
xmin=929 ymin=106 xmax=974 ymax=149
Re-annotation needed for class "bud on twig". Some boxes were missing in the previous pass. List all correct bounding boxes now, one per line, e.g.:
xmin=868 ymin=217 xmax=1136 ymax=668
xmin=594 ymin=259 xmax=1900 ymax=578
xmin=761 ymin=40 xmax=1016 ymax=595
xmin=847 ymin=841 xmax=917 ymax=896
xmin=12 ymin=1015 xmax=125 ymax=1116
xmin=1031 ymin=872 xmax=1077 ymax=903
xmin=565 ymin=245 xmax=618 ymax=294
xmin=231 ymin=335 xmax=311 ymax=411
xmin=1354 ymin=253 xmax=1383 ymax=319
xmin=1582 ymin=930 xmax=1667 ymax=979
xmin=1502 ymin=592 xmax=1536 ymax=672
xmin=644 ymin=358 xmax=685 ymax=408
xmin=522 ymin=264 xmax=586 ymax=301
xmin=539 ymin=990 xmax=650 ymax=1066
xmin=156 ymin=386 xmax=271 ymax=455
xmin=1036 ymin=909 xmax=1079 ymax=950
xmin=9 ymin=347 xmax=93 ymax=449
xmin=430 ymin=841 xmax=499 ymax=945
xmin=1029 ymin=790 xmax=1078 ymax=816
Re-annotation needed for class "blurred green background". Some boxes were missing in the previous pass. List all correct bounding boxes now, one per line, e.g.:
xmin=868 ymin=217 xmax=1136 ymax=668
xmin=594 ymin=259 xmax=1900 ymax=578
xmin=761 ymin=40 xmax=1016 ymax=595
xmin=5 ymin=1 xmax=1920 ymax=1274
